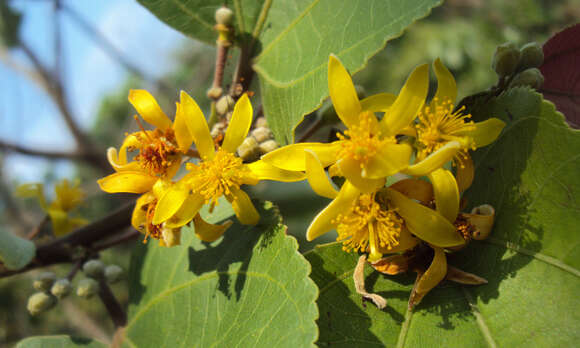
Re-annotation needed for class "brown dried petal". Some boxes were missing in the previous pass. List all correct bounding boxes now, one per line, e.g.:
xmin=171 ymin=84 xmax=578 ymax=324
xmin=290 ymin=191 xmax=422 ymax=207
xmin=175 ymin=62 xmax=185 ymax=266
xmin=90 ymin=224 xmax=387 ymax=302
xmin=370 ymin=254 xmax=409 ymax=275
xmin=353 ymin=255 xmax=387 ymax=309
xmin=445 ymin=265 xmax=488 ymax=285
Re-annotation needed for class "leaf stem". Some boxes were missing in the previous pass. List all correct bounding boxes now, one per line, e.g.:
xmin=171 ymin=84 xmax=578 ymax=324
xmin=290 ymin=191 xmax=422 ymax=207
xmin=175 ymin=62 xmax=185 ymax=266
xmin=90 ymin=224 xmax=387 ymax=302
xmin=98 ymin=278 xmax=127 ymax=329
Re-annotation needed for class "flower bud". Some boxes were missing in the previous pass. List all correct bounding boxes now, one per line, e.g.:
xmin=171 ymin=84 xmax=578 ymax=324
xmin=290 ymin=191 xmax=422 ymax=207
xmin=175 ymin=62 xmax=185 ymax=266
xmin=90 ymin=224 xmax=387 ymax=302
xmin=207 ymin=87 xmax=223 ymax=100
xmin=27 ymin=292 xmax=56 ymax=316
xmin=255 ymin=117 xmax=268 ymax=128
xmin=216 ymin=95 xmax=235 ymax=116
xmin=77 ymin=278 xmax=99 ymax=299
xmin=509 ymin=68 xmax=544 ymax=89
xmin=215 ymin=6 xmax=234 ymax=26
xmin=251 ymin=127 xmax=272 ymax=143
xmin=237 ymin=137 xmax=260 ymax=161
xmin=82 ymin=260 xmax=105 ymax=279
xmin=33 ymin=272 xmax=56 ymax=292
xmin=50 ymin=279 xmax=72 ymax=299
xmin=492 ymin=42 xmax=521 ymax=77
xmin=519 ymin=42 xmax=544 ymax=69
xmin=104 ymin=264 xmax=124 ymax=284
xmin=258 ymin=139 xmax=279 ymax=154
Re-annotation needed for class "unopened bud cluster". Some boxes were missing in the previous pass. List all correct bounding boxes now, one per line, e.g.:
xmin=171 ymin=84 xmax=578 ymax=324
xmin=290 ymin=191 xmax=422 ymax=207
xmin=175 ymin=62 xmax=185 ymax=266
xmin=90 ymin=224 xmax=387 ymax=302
xmin=492 ymin=41 xmax=544 ymax=89
xmin=237 ymin=117 xmax=279 ymax=161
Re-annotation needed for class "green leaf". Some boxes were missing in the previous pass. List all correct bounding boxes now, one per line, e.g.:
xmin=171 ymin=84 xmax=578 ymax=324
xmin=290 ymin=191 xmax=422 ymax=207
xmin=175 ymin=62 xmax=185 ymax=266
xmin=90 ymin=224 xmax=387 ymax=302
xmin=305 ymin=88 xmax=580 ymax=347
xmin=16 ymin=335 xmax=107 ymax=348
xmin=0 ymin=228 xmax=35 ymax=270
xmin=123 ymin=201 xmax=318 ymax=347
xmin=254 ymin=0 xmax=442 ymax=144
xmin=136 ymin=0 xmax=268 ymax=45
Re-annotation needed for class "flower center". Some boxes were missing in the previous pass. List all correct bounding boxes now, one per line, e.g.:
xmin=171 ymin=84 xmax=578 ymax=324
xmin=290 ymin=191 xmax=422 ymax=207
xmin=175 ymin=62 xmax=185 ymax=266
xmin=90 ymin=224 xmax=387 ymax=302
xmin=130 ymin=118 xmax=180 ymax=176
xmin=337 ymin=112 xmax=390 ymax=169
xmin=415 ymin=97 xmax=476 ymax=164
xmin=333 ymin=194 xmax=403 ymax=256
xmin=187 ymin=148 xmax=249 ymax=206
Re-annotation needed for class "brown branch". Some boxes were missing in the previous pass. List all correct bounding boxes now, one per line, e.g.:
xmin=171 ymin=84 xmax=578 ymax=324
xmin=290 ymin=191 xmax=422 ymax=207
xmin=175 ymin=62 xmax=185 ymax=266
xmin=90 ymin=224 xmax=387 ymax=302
xmin=98 ymin=278 xmax=127 ymax=329
xmin=0 ymin=140 xmax=84 ymax=159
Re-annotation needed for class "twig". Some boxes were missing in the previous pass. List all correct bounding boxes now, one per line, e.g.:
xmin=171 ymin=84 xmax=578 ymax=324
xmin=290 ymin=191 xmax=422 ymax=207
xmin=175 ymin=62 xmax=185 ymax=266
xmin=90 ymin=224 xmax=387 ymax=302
xmin=92 ymin=229 xmax=139 ymax=252
xmin=211 ymin=43 xmax=229 ymax=99
xmin=98 ymin=278 xmax=127 ymax=329
xmin=27 ymin=215 xmax=49 ymax=240
xmin=66 ymin=259 xmax=83 ymax=280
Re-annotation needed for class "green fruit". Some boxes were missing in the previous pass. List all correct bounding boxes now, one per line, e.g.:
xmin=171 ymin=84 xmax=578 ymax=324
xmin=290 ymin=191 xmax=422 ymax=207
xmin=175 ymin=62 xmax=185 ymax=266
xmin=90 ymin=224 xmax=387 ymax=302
xmin=105 ymin=265 xmax=124 ymax=284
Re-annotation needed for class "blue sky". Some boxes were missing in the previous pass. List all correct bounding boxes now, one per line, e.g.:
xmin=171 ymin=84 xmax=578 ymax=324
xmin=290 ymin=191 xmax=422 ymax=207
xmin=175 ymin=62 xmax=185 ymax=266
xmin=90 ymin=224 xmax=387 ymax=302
xmin=0 ymin=0 xmax=187 ymax=183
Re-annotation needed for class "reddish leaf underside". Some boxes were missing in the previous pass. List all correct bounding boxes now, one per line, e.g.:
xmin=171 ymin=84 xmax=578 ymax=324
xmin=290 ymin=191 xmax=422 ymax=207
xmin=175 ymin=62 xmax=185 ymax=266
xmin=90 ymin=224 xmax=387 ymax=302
xmin=540 ymin=23 xmax=580 ymax=128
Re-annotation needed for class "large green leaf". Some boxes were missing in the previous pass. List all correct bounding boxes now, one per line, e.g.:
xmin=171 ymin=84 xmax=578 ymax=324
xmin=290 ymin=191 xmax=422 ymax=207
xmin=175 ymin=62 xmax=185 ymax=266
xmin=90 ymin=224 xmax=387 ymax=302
xmin=123 ymin=201 xmax=318 ymax=347
xmin=254 ymin=0 xmax=442 ymax=144
xmin=16 ymin=335 xmax=106 ymax=348
xmin=0 ymin=228 xmax=35 ymax=270
xmin=137 ymin=0 xmax=268 ymax=45
xmin=305 ymin=88 xmax=580 ymax=347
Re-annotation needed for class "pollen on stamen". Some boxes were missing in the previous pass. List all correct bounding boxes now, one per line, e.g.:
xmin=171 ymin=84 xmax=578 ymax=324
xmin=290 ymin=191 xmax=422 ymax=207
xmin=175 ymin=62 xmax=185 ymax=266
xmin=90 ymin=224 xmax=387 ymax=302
xmin=336 ymin=112 xmax=388 ymax=168
xmin=129 ymin=116 xmax=180 ymax=176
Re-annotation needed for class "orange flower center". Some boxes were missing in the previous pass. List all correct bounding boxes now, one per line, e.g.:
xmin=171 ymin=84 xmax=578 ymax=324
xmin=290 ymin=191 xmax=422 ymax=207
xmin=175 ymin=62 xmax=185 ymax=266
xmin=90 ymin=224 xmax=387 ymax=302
xmin=130 ymin=124 xmax=180 ymax=176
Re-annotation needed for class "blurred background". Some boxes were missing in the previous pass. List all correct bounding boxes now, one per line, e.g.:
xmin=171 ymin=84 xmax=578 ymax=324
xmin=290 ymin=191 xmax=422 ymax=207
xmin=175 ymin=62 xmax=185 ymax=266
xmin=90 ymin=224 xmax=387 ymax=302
xmin=0 ymin=0 xmax=578 ymax=345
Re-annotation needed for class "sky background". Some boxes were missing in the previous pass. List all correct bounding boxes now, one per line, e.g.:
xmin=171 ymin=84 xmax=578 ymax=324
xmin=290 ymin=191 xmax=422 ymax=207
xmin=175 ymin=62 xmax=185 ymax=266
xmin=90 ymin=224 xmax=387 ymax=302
xmin=0 ymin=0 xmax=187 ymax=183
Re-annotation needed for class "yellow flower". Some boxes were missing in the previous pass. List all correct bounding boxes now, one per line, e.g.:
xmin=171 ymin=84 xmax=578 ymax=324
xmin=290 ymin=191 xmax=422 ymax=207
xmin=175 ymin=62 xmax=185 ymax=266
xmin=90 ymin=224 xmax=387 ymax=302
xmin=150 ymin=92 xmax=304 ymax=241
xmin=262 ymin=55 xmax=432 ymax=193
xmin=17 ymin=179 xmax=88 ymax=236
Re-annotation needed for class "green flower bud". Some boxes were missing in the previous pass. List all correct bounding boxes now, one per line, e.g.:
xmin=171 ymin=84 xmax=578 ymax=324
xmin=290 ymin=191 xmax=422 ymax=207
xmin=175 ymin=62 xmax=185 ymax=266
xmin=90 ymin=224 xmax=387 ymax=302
xmin=237 ymin=137 xmax=260 ymax=162
xmin=519 ymin=42 xmax=544 ymax=69
xmin=105 ymin=265 xmax=124 ymax=284
xmin=216 ymin=95 xmax=235 ymax=116
xmin=27 ymin=292 xmax=56 ymax=316
xmin=33 ymin=272 xmax=56 ymax=292
xmin=258 ymin=139 xmax=279 ymax=154
xmin=82 ymin=260 xmax=105 ymax=279
xmin=50 ymin=279 xmax=72 ymax=299
xmin=492 ymin=42 xmax=521 ymax=77
xmin=215 ymin=6 xmax=234 ymax=26
xmin=509 ymin=68 xmax=544 ymax=89
xmin=251 ymin=127 xmax=272 ymax=143
xmin=77 ymin=278 xmax=99 ymax=299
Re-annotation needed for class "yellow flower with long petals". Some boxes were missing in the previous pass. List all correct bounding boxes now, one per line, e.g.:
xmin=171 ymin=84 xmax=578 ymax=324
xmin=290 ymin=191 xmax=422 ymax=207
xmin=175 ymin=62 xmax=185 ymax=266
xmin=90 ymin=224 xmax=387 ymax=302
xmin=263 ymin=55 xmax=434 ymax=193
xmin=150 ymin=92 xmax=305 ymax=242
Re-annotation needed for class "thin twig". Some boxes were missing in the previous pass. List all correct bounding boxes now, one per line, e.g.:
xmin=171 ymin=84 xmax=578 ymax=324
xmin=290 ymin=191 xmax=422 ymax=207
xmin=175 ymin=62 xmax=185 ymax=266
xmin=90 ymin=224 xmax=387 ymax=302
xmin=27 ymin=215 xmax=49 ymax=240
xmin=66 ymin=259 xmax=83 ymax=280
xmin=97 ymin=278 xmax=127 ymax=329
xmin=92 ymin=229 xmax=139 ymax=252
xmin=211 ymin=43 xmax=229 ymax=97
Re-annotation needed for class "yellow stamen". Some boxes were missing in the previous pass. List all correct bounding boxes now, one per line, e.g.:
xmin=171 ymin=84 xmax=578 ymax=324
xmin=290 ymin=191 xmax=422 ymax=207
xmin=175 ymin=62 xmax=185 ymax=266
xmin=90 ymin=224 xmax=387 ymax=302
xmin=129 ymin=121 xmax=180 ymax=176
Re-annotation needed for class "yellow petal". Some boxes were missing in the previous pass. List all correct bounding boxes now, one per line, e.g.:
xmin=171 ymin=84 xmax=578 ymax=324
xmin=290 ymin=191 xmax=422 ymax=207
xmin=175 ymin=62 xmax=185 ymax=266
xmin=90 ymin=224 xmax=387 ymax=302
xmin=193 ymin=214 xmax=233 ymax=242
xmin=388 ymin=179 xmax=433 ymax=204
xmin=328 ymin=54 xmax=361 ymax=128
xmin=106 ymin=148 xmax=140 ymax=172
xmin=360 ymin=93 xmax=396 ymax=112
xmin=261 ymin=142 xmax=341 ymax=171
xmin=428 ymin=168 xmax=459 ymax=223
xmin=404 ymin=141 xmax=461 ymax=176
xmin=132 ymin=193 xmax=155 ymax=232
xmin=466 ymin=204 xmax=495 ymax=240
xmin=380 ymin=64 xmax=429 ymax=136
xmin=306 ymin=182 xmax=359 ymax=241
xmin=128 ymin=90 xmax=172 ymax=129
xmin=246 ymin=160 xmax=306 ymax=182
xmin=165 ymin=193 xmax=205 ymax=228
xmin=152 ymin=185 xmax=189 ymax=225
xmin=160 ymin=227 xmax=181 ymax=247
xmin=338 ymin=158 xmax=385 ymax=193
xmin=459 ymin=118 xmax=506 ymax=148
xmin=456 ymin=153 xmax=474 ymax=192
xmin=364 ymin=143 xmax=412 ymax=179
xmin=432 ymin=58 xmax=457 ymax=106
xmin=385 ymin=188 xmax=464 ymax=247
xmin=413 ymin=246 xmax=447 ymax=304
xmin=222 ymin=93 xmax=253 ymax=153
xmin=228 ymin=187 xmax=260 ymax=225
xmin=118 ymin=134 xmax=140 ymax=164
xmin=97 ymin=172 xmax=157 ymax=194
xmin=48 ymin=209 xmax=71 ymax=237
xmin=180 ymin=90 xmax=215 ymax=159
xmin=305 ymin=150 xmax=338 ymax=199
xmin=173 ymin=101 xmax=194 ymax=152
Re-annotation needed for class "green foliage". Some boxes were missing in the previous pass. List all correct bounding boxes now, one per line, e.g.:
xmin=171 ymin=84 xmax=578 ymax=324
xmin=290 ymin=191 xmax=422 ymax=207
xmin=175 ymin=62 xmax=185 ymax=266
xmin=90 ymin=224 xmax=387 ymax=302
xmin=0 ymin=228 xmax=35 ymax=270
xmin=16 ymin=335 xmax=106 ymax=348
xmin=304 ymin=88 xmax=580 ymax=347
xmin=122 ymin=201 xmax=318 ymax=347
xmin=0 ymin=0 xmax=21 ymax=48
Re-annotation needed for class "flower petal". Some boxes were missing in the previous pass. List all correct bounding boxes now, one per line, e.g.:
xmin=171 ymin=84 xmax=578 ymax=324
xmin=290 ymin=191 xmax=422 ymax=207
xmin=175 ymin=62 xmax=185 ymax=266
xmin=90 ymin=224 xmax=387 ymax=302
xmin=328 ymin=54 xmax=361 ymax=128
xmin=360 ymin=93 xmax=396 ymax=112
xmin=165 ymin=194 xmax=205 ymax=228
xmin=246 ymin=160 xmax=306 ymax=182
xmin=466 ymin=204 xmax=495 ymax=240
xmin=152 ymin=185 xmax=189 ymax=225
xmin=132 ymin=193 xmax=155 ymax=232
xmin=364 ymin=143 xmax=412 ymax=179
xmin=456 ymin=152 xmax=474 ymax=192
xmin=380 ymin=64 xmax=429 ymax=136
xmin=261 ymin=142 xmax=341 ymax=171
xmin=128 ymin=90 xmax=172 ymax=129
xmin=338 ymin=158 xmax=385 ymax=193
xmin=403 ymin=141 xmax=461 ymax=176
xmin=106 ymin=148 xmax=140 ymax=172
xmin=428 ymin=168 xmax=459 ymax=223
xmin=386 ymin=188 xmax=464 ymax=247
xmin=180 ymin=91 xmax=215 ymax=159
xmin=228 ymin=187 xmax=260 ymax=225
xmin=222 ymin=93 xmax=253 ymax=153
xmin=193 ymin=214 xmax=233 ymax=242
xmin=306 ymin=182 xmax=359 ymax=241
xmin=160 ymin=227 xmax=181 ymax=247
xmin=97 ymin=172 xmax=157 ymax=194
xmin=459 ymin=118 xmax=505 ymax=148
xmin=305 ymin=149 xmax=338 ymax=199
xmin=410 ymin=246 xmax=447 ymax=307
xmin=47 ymin=209 xmax=71 ymax=237
xmin=388 ymin=179 xmax=433 ymax=204
xmin=433 ymin=58 xmax=457 ymax=105
xmin=173 ymin=101 xmax=194 ymax=152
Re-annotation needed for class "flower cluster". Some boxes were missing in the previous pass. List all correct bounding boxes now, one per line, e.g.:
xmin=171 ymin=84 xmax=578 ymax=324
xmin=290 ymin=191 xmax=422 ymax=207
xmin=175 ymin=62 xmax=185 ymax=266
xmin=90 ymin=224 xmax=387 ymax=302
xmin=262 ymin=55 xmax=505 ymax=308
xmin=98 ymin=90 xmax=304 ymax=247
